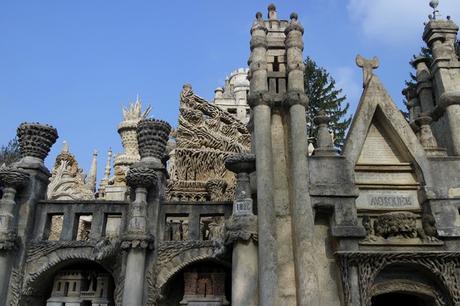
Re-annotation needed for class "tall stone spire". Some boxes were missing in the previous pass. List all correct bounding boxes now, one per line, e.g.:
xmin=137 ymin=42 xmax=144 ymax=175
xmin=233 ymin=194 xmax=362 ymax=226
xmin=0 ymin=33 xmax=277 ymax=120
xmin=85 ymin=150 xmax=98 ymax=192
xmin=98 ymin=148 xmax=112 ymax=197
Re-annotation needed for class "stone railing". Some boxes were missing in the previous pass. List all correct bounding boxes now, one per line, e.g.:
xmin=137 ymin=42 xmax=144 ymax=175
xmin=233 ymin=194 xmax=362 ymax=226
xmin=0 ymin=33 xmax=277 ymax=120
xmin=33 ymin=200 xmax=129 ymax=241
xmin=158 ymin=201 xmax=232 ymax=242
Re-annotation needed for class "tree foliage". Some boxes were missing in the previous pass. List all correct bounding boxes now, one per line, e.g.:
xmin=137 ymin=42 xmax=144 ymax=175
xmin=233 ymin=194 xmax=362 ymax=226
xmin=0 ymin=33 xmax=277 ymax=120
xmin=0 ymin=137 xmax=21 ymax=166
xmin=304 ymin=57 xmax=351 ymax=149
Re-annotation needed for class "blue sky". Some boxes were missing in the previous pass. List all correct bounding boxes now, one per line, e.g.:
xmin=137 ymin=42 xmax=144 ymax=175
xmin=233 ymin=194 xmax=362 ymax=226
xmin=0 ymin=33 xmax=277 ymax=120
xmin=1 ymin=0 xmax=459 ymax=180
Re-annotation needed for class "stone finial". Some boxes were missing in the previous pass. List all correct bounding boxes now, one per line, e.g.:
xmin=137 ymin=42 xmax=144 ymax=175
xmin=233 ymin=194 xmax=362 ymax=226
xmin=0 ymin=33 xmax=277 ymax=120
xmin=17 ymin=122 xmax=58 ymax=161
xmin=0 ymin=167 xmax=29 ymax=189
xmin=136 ymin=119 xmax=172 ymax=163
xmin=356 ymin=55 xmax=379 ymax=88
xmin=126 ymin=166 xmax=157 ymax=189
xmin=268 ymin=4 xmax=277 ymax=20
xmin=285 ymin=12 xmax=304 ymax=34
xmin=251 ymin=12 xmax=267 ymax=34
xmin=225 ymin=153 xmax=256 ymax=174
xmin=313 ymin=111 xmax=339 ymax=156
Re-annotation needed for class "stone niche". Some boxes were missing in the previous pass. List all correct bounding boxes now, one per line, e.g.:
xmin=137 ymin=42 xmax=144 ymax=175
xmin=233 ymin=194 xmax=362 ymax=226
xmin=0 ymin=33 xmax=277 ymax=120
xmin=180 ymin=268 xmax=229 ymax=306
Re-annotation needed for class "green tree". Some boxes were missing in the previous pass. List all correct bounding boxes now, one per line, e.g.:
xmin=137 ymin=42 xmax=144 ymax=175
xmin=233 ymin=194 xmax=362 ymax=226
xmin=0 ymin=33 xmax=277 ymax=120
xmin=0 ymin=137 xmax=21 ymax=166
xmin=304 ymin=57 xmax=351 ymax=149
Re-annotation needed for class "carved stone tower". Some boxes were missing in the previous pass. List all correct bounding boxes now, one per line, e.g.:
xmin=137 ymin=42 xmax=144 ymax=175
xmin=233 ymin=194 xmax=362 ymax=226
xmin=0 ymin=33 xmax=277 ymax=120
xmin=248 ymin=5 xmax=318 ymax=306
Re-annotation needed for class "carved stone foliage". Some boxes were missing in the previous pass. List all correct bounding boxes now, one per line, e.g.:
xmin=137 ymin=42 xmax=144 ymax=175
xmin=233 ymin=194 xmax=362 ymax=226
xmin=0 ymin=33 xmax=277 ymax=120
xmin=47 ymin=143 xmax=95 ymax=200
xmin=167 ymin=84 xmax=251 ymax=202
xmin=361 ymin=212 xmax=440 ymax=244
xmin=338 ymin=252 xmax=460 ymax=306
xmin=17 ymin=122 xmax=58 ymax=160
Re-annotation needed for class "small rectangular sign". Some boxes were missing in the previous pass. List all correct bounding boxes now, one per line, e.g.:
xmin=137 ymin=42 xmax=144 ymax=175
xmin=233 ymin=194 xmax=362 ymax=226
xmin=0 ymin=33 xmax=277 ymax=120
xmin=356 ymin=190 xmax=419 ymax=210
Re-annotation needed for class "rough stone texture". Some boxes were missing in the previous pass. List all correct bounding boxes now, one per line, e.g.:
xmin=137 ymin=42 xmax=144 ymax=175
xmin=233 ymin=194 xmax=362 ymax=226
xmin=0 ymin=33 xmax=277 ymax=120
xmin=137 ymin=118 xmax=171 ymax=161
xmin=167 ymin=84 xmax=251 ymax=202
xmin=17 ymin=122 xmax=58 ymax=161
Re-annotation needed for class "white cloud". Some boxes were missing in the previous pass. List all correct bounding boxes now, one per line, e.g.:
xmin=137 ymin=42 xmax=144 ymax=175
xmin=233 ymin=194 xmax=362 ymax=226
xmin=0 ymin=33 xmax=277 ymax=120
xmin=347 ymin=0 xmax=460 ymax=45
xmin=334 ymin=66 xmax=362 ymax=114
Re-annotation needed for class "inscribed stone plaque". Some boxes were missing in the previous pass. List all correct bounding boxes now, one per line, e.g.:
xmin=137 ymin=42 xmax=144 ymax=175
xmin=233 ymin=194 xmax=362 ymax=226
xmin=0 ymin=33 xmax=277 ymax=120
xmin=188 ymin=302 xmax=221 ymax=306
xmin=356 ymin=190 xmax=419 ymax=210
xmin=234 ymin=199 xmax=252 ymax=215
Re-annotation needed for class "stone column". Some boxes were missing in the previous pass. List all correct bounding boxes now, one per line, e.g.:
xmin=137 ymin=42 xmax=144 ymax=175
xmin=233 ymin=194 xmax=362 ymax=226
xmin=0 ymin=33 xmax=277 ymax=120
xmin=403 ymin=87 xmax=421 ymax=137
xmin=248 ymin=12 xmax=277 ymax=306
xmin=0 ymin=167 xmax=29 ymax=304
xmin=224 ymin=154 xmax=258 ymax=306
xmin=6 ymin=123 xmax=57 ymax=305
xmin=122 ymin=167 xmax=156 ymax=306
xmin=412 ymin=56 xmax=436 ymax=113
xmin=121 ymin=118 xmax=171 ymax=306
xmin=285 ymin=12 xmax=319 ymax=306
xmin=423 ymin=18 xmax=460 ymax=155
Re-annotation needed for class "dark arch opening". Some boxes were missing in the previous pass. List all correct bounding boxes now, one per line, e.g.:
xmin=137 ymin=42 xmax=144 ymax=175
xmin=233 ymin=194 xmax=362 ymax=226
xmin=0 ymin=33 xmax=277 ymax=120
xmin=371 ymin=292 xmax=435 ymax=306
xmin=159 ymin=259 xmax=231 ymax=306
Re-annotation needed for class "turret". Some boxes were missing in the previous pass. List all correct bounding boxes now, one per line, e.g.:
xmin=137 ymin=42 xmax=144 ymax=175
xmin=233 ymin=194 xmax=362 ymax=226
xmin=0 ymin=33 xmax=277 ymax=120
xmin=422 ymin=0 xmax=460 ymax=155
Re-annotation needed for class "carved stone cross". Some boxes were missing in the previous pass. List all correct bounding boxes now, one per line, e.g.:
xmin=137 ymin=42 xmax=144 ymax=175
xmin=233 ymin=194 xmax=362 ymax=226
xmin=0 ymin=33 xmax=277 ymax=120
xmin=356 ymin=55 xmax=379 ymax=88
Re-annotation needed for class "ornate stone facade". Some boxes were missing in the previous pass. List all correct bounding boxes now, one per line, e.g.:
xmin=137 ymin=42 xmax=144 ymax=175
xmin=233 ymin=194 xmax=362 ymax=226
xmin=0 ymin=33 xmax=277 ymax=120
xmin=167 ymin=84 xmax=251 ymax=202
xmin=47 ymin=142 xmax=96 ymax=200
xmin=3 ymin=3 xmax=460 ymax=306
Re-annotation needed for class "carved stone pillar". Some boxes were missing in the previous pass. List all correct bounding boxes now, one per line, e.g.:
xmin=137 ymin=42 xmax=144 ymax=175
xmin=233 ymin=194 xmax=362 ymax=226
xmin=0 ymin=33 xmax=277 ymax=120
xmin=412 ymin=56 xmax=436 ymax=113
xmin=248 ymin=11 xmax=278 ymax=306
xmin=0 ymin=167 xmax=29 ymax=303
xmin=423 ymin=18 xmax=460 ymax=155
xmin=313 ymin=111 xmax=339 ymax=156
xmin=6 ymin=122 xmax=57 ymax=306
xmin=403 ymin=87 xmax=421 ymax=137
xmin=121 ymin=118 xmax=171 ymax=306
xmin=224 ymin=154 xmax=258 ymax=306
xmin=121 ymin=167 xmax=156 ymax=306
xmin=285 ymin=12 xmax=319 ymax=306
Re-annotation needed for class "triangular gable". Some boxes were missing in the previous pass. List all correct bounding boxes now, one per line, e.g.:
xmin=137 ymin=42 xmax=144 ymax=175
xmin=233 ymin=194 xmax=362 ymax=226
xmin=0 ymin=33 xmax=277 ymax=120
xmin=357 ymin=113 xmax=408 ymax=165
xmin=343 ymin=74 xmax=433 ymax=186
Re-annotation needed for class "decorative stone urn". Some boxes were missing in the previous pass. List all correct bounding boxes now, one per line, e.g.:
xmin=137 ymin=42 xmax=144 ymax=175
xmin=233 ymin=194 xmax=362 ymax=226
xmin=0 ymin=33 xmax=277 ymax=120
xmin=17 ymin=122 xmax=58 ymax=162
xmin=136 ymin=119 xmax=172 ymax=165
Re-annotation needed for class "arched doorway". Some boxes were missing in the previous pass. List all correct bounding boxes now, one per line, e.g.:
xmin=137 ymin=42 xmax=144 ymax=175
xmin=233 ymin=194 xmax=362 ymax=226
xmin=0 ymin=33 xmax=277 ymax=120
xmin=26 ymin=261 xmax=116 ymax=306
xmin=372 ymin=292 xmax=435 ymax=306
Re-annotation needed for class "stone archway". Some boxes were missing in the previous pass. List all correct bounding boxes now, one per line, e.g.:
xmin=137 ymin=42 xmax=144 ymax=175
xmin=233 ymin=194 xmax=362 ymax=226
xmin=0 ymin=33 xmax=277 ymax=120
xmin=372 ymin=292 xmax=434 ymax=306
xmin=20 ymin=259 xmax=118 ymax=306
xmin=17 ymin=241 xmax=123 ymax=306
xmin=368 ymin=264 xmax=453 ymax=306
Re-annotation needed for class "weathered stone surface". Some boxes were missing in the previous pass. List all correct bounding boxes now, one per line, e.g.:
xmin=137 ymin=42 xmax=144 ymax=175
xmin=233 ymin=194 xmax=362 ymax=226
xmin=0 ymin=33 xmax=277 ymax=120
xmin=17 ymin=122 xmax=58 ymax=161
xmin=0 ymin=167 xmax=29 ymax=189
xmin=137 ymin=118 xmax=171 ymax=161
xmin=126 ymin=166 xmax=157 ymax=188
